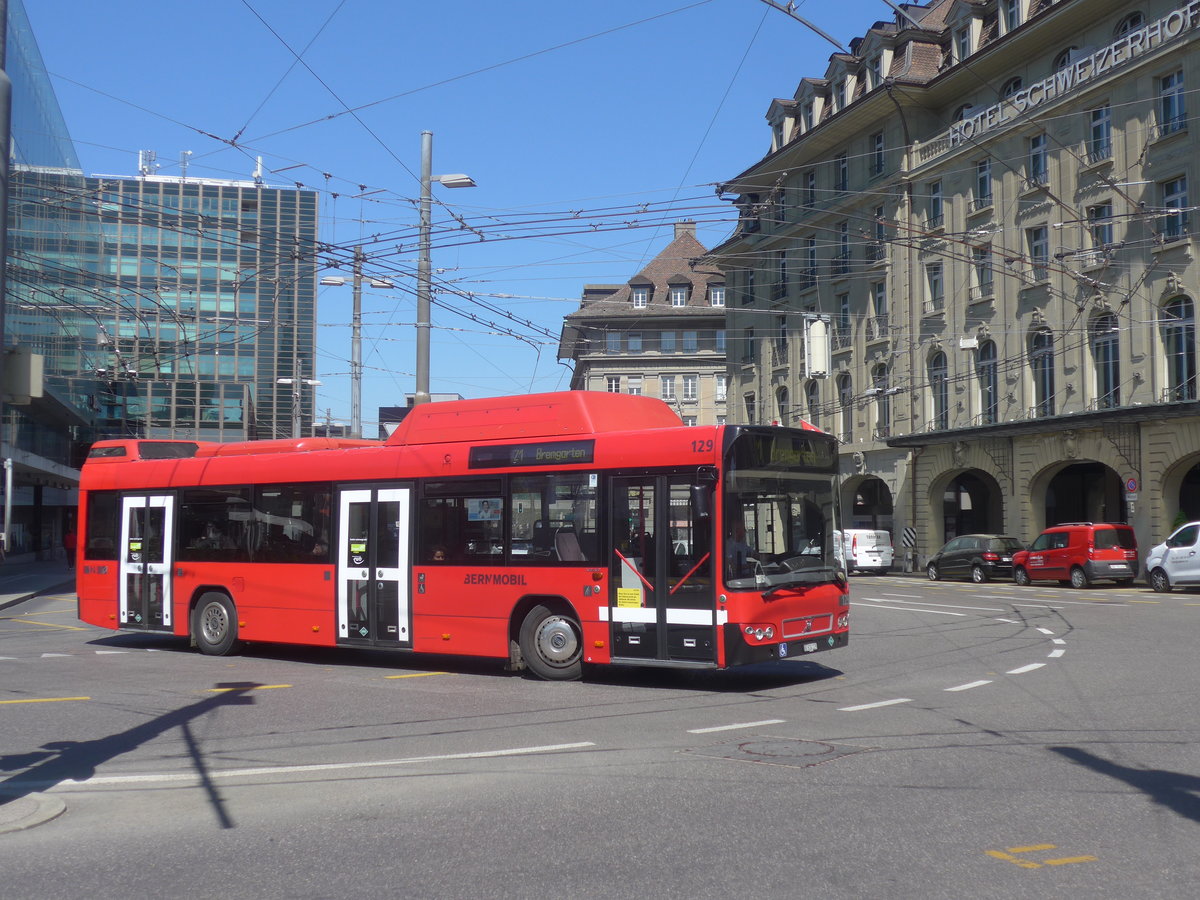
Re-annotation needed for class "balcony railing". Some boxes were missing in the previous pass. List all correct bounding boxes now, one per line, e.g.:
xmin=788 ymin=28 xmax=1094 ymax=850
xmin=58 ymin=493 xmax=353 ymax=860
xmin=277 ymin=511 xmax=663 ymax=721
xmin=832 ymin=326 xmax=852 ymax=351
xmin=865 ymin=242 xmax=885 ymax=264
xmin=829 ymin=254 xmax=850 ymax=278
xmin=1086 ymin=141 xmax=1113 ymax=165
xmin=867 ymin=315 xmax=889 ymax=341
xmin=968 ymin=280 xmax=994 ymax=301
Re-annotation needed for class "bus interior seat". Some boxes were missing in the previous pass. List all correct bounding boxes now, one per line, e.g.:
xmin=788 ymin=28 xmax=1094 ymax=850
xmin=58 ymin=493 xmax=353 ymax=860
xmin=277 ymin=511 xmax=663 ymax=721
xmin=555 ymin=529 xmax=585 ymax=562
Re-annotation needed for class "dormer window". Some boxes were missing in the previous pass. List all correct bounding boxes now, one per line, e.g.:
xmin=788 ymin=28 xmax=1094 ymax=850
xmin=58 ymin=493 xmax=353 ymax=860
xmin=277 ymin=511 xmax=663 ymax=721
xmin=834 ymin=78 xmax=847 ymax=111
xmin=631 ymin=286 xmax=650 ymax=308
xmin=709 ymin=285 xmax=725 ymax=307
xmin=801 ymin=101 xmax=814 ymax=131
xmin=670 ymin=285 xmax=689 ymax=307
xmin=956 ymin=26 xmax=971 ymax=62
xmin=1002 ymin=0 xmax=1020 ymax=33
xmin=866 ymin=54 xmax=882 ymax=89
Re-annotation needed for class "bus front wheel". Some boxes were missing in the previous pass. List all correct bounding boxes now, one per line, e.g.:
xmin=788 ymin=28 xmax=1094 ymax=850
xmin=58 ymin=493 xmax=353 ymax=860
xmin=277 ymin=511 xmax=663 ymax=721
xmin=193 ymin=592 xmax=242 ymax=656
xmin=519 ymin=604 xmax=582 ymax=681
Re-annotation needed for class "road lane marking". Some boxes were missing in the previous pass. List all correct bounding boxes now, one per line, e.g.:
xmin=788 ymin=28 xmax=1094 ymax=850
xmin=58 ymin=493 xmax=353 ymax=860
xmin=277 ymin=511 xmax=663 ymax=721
xmin=688 ymin=719 xmax=785 ymax=734
xmin=1048 ymin=649 xmax=1065 ymax=658
xmin=853 ymin=601 xmax=967 ymax=617
xmin=987 ymin=844 xmax=1096 ymax=869
xmin=54 ymin=742 xmax=598 ymax=788
xmin=995 ymin=618 xmax=1019 ymax=624
xmin=1037 ymin=627 xmax=1055 ymax=635
xmin=10 ymin=619 xmax=88 ymax=631
xmin=1006 ymin=663 xmax=1046 ymax=675
xmin=385 ymin=671 xmax=450 ymax=679
xmin=945 ymin=680 xmax=992 ymax=692
xmin=1051 ymin=638 xmax=1065 ymax=644
xmin=0 ymin=696 xmax=90 ymax=705
xmin=839 ymin=698 xmax=912 ymax=711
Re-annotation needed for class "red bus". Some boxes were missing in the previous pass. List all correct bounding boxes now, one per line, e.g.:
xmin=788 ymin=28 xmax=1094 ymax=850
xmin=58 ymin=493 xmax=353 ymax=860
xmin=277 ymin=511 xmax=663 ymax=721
xmin=77 ymin=391 xmax=848 ymax=680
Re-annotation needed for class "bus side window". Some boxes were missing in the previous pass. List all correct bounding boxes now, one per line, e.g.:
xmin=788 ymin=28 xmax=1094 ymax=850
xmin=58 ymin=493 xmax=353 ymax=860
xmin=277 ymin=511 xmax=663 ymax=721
xmin=84 ymin=491 xmax=120 ymax=559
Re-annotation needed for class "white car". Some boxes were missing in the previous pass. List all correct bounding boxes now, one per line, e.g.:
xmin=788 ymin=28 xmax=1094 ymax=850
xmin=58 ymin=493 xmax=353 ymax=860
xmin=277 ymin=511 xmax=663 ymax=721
xmin=838 ymin=529 xmax=893 ymax=575
xmin=1144 ymin=521 xmax=1200 ymax=592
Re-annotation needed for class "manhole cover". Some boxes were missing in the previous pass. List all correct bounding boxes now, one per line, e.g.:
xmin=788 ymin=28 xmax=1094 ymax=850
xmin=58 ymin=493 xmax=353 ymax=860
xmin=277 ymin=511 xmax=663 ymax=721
xmin=686 ymin=737 xmax=873 ymax=768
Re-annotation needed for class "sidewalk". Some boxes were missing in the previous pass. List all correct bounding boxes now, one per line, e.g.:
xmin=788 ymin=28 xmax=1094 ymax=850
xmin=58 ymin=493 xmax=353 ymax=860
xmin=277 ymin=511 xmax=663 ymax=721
xmin=0 ymin=558 xmax=76 ymax=611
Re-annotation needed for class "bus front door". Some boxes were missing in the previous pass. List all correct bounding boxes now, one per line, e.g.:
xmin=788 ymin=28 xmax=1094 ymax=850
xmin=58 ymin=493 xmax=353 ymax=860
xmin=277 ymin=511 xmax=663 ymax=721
xmin=336 ymin=486 xmax=412 ymax=647
xmin=609 ymin=475 xmax=716 ymax=664
xmin=118 ymin=494 xmax=175 ymax=631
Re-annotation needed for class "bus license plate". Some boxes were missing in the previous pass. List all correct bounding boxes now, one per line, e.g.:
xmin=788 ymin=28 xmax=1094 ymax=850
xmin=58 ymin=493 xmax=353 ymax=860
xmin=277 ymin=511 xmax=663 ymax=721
xmin=803 ymin=641 xmax=818 ymax=653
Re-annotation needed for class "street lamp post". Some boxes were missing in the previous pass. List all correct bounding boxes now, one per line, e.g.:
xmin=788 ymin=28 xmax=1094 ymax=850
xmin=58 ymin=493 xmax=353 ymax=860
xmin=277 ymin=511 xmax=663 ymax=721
xmin=277 ymin=376 xmax=322 ymax=439
xmin=415 ymin=130 xmax=475 ymax=406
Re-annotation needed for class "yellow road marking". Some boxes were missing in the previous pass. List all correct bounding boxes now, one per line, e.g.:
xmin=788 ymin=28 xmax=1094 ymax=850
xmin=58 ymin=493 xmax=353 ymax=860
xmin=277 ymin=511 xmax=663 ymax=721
xmin=0 ymin=696 xmax=90 ymax=705
xmin=0 ymin=617 xmax=89 ymax=631
xmin=205 ymin=684 xmax=292 ymax=692
xmin=386 ymin=671 xmax=450 ymax=679
xmin=987 ymin=843 xmax=1096 ymax=869
xmin=1129 ymin=600 xmax=1160 ymax=604
xmin=1045 ymin=856 xmax=1099 ymax=865
xmin=1007 ymin=844 xmax=1056 ymax=853
xmin=986 ymin=851 xmax=1040 ymax=869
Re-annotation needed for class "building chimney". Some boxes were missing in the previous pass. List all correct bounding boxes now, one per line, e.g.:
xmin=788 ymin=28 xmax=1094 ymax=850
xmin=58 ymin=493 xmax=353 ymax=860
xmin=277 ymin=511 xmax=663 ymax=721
xmin=674 ymin=220 xmax=696 ymax=239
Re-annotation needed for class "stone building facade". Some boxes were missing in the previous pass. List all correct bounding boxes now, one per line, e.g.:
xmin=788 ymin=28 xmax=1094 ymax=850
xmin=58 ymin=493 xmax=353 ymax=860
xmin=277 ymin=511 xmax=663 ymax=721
xmin=710 ymin=0 xmax=1200 ymax=569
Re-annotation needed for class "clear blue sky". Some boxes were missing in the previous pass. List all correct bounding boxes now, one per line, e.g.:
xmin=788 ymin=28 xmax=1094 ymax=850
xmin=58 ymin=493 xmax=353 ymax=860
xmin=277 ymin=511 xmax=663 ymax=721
xmin=27 ymin=0 xmax=880 ymax=429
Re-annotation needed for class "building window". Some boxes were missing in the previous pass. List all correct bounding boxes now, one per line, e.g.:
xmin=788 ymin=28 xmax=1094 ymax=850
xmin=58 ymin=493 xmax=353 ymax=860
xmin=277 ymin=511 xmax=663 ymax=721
xmin=1027 ymin=226 xmax=1049 ymax=280
xmin=870 ymin=281 xmax=888 ymax=339
xmin=683 ymin=375 xmax=698 ymax=402
xmin=804 ymin=170 xmax=816 ymax=208
xmin=607 ymin=376 xmax=621 ymax=393
xmin=715 ymin=374 xmax=728 ymax=402
xmin=1160 ymin=71 xmax=1186 ymax=137
xmin=660 ymin=375 xmax=676 ymax=401
xmin=1001 ymin=76 xmax=1023 ymax=98
xmin=1114 ymin=12 xmax=1144 ymax=37
xmin=627 ymin=332 xmax=643 ymax=353
xmin=670 ymin=285 xmax=688 ymax=307
xmin=971 ymin=245 xmax=994 ymax=299
xmin=836 ymin=153 xmax=849 ymax=193
xmin=1028 ymin=133 xmax=1048 ymax=186
xmin=1161 ymin=176 xmax=1189 ymax=241
xmin=798 ymin=236 xmax=817 ymax=290
xmin=774 ymin=250 xmax=788 ymax=300
xmin=1002 ymin=0 xmax=1020 ymax=33
xmin=801 ymin=101 xmax=814 ymax=131
xmin=1088 ymin=203 xmax=1113 ymax=249
xmin=1030 ymin=330 xmax=1055 ymax=417
xmin=744 ymin=393 xmax=757 ymax=423
xmin=836 ymin=373 xmax=853 ymax=441
xmin=975 ymin=158 xmax=992 ymax=209
xmin=1091 ymin=313 xmax=1121 ymax=409
xmin=742 ymin=268 xmax=755 ymax=305
xmin=866 ymin=54 xmax=882 ymax=89
xmin=956 ymin=26 xmax=971 ymax=62
xmin=872 ymin=363 xmax=890 ymax=438
xmin=1162 ymin=297 xmax=1197 ymax=401
xmin=715 ymin=329 xmax=726 ymax=353
xmin=927 ymin=181 xmax=943 ymax=229
xmin=661 ymin=330 xmax=676 ymax=352
xmin=1089 ymin=105 xmax=1112 ymax=163
xmin=774 ymin=316 xmax=788 ymax=364
xmin=836 ymin=293 xmax=851 ymax=347
xmin=834 ymin=78 xmax=847 ymax=112
xmin=742 ymin=327 xmax=755 ymax=363
xmin=682 ymin=416 xmax=697 ymax=427
xmin=682 ymin=331 xmax=698 ymax=353
xmin=708 ymin=285 xmax=725 ymax=307
xmin=925 ymin=262 xmax=944 ymax=313
xmin=977 ymin=340 xmax=998 ymax=425
xmin=606 ymin=333 xmax=621 ymax=354
xmin=627 ymin=375 xmax=642 ymax=396
xmin=631 ymin=286 xmax=649 ymax=308
xmin=776 ymin=387 xmax=790 ymax=425
xmin=871 ymin=131 xmax=885 ymax=175
xmin=929 ymin=351 xmax=949 ymax=430
xmin=806 ymin=381 xmax=821 ymax=430
xmin=1053 ymin=46 xmax=1078 ymax=70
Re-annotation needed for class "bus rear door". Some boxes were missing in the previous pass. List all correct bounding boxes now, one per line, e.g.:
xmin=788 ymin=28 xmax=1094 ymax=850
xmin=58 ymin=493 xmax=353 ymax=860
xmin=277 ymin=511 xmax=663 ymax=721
xmin=119 ymin=494 xmax=175 ymax=631
xmin=609 ymin=475 xmax=716 ymax=665
xmin=336 ymin=485 xmax=412 ymax=647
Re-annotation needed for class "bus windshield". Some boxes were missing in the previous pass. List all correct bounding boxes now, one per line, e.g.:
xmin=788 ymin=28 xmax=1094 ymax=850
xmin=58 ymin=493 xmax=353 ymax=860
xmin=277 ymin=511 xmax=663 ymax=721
xmin=723 ymin=429 xmax=842 ymax=591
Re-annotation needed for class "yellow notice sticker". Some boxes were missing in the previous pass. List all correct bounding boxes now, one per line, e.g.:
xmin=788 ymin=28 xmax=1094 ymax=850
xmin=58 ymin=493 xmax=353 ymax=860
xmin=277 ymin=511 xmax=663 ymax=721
xmin=616 ymin=588 xmax=643 ymax=608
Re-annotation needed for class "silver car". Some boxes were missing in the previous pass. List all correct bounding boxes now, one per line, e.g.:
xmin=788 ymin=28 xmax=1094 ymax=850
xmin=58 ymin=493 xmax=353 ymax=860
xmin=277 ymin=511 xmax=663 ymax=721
xmin=1145 ymin=521 xmax=1200 ymax=592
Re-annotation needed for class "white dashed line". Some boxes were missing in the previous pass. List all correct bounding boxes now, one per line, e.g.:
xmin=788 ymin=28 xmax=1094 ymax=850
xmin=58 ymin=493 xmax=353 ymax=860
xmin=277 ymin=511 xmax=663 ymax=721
xmin=945 ymin=680 xmax=993 ymax=692
xmin=1037 ymin=627 xmax=1056 ymax=635
xmin=854 ymin=601 xmax=967 ymax=617
xmin=839 ymin=698 xmax=913 ymax=711
xmin=688 ymin=719 xmax=786 ymax=734
xmin=1048 ymin=649 xmax=1066 ymax=658
xmin=1006 ymin=663 xmax=1046 ymax=675
xmin=1051 ymin=638 xmax=1066 ymax=645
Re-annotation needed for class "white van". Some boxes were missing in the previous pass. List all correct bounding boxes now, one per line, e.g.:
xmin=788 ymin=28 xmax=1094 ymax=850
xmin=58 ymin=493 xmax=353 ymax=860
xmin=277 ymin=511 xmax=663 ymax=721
xmin=838 ymin=529 xmax=894 ymax=575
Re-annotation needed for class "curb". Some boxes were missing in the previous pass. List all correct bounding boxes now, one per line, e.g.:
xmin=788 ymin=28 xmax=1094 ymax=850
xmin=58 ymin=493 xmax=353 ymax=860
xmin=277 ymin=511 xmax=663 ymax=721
xmin=0 ymin=579 xmax=77 ymax=612
xmin=0 ymin=793 xmax=67 ymax=834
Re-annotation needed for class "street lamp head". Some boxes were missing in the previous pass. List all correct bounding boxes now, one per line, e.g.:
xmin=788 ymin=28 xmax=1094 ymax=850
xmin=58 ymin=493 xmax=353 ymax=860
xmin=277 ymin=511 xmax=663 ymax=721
xmin=319 ymin=276 xmax=348 ymax=286
xmin=433 ymin=173 xmax=477 ymax=189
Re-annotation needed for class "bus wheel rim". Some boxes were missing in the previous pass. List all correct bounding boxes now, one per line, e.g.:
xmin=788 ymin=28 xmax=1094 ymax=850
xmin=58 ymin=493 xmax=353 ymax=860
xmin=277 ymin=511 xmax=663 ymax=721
xmin=536 ymin=616 xmax=578 ymax=666
xmin=201 ymin=603 xmax=228 ymax=643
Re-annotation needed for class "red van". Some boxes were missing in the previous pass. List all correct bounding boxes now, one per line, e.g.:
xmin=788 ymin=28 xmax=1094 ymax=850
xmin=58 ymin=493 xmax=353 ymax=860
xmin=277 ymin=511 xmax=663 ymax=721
xmin=1012 ymin=522 xmax=1138 ymax=588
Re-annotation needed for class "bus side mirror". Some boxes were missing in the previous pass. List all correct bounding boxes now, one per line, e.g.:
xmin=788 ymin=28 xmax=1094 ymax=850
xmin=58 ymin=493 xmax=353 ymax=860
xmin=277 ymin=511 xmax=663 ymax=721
xmin=690 ymin=485 xmax=711 ymax=521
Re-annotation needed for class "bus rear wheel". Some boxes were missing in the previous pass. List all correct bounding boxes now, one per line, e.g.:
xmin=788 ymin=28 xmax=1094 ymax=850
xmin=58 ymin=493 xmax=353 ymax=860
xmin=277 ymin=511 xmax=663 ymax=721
xmin=519 ymin=604 xmax=582 ymax=681
xmin=193 ymin=592 xmax=242 ymax=656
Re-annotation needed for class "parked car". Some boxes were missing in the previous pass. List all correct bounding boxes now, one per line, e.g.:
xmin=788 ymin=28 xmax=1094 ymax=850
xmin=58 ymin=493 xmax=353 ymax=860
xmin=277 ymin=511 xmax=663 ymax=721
xmin=1012 ymin=522 xmax=1138 ymax=588
xmin=926 ymin=534 xmax=1024 ymax=583
xmin=838 ymin=529 xmax=893 ymax=575
xmin=1143 ymin=521 xmax=1200 ymax=592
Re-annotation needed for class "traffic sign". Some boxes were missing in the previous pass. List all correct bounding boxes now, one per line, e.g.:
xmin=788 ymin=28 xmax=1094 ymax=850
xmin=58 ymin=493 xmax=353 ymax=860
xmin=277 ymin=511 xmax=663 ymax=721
xmin=1125 ymin=477 xmax=1138 ymax=493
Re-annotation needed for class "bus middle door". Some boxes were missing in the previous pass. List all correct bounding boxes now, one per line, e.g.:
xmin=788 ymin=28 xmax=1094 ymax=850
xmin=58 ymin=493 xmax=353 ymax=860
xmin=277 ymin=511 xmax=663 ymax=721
xmin=118 ymin=494 xmax=175 ymax=631
xmin=336 ymin=486 xmax=412 ymax=647
xmin=609 ymin=475 xmax=716 ymax=664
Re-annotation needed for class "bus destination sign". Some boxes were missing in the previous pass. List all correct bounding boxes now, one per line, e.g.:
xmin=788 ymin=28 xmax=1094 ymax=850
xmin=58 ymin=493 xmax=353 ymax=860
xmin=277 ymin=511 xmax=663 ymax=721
xmin=469 ymin=439 xmax=596 ymax=469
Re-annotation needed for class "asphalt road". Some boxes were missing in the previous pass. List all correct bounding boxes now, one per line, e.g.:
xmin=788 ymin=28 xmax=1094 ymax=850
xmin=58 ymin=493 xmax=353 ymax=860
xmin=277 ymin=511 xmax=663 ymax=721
xmin=2 ymin=576 xmax=1199 ymax=899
